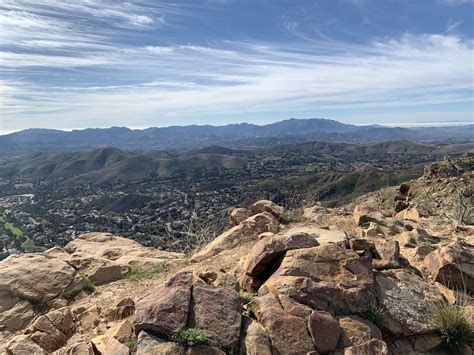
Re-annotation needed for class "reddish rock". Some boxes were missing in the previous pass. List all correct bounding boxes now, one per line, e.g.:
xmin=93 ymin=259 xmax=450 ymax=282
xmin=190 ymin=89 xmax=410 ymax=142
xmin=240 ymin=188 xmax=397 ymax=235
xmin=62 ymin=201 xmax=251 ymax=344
xmin=260 ymin=244 xmax=375 ymax=314
xmin=338 ymin=315 xmax=382 ymax=348
xmin=105 ymin=297 xmax=135 ymax=322
xmin=424 ymin=240 xmax=474 ymax=293
xmin=135 ymin=271 xmax=193 ymax=335
xmin=30 ymin=307 xmax=75 ymax=352
xmin=250 ymin=294 xmax=314 ymax=354
xmin=307 ymin=311 xmax=341 ymax=353
xmin=190 ymin=283 xmax=242 ymax=349
xmin=240 ymin=232 xmax=319 ymax=290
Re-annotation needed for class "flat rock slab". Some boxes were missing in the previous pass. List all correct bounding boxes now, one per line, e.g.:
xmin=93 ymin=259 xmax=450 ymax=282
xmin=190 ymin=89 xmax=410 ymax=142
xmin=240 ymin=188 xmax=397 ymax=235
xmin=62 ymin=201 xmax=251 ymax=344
xmin=281 ymin=225 xmax=346 ymax=245
xmin=375 ymin=269 xmax=443 ymax=335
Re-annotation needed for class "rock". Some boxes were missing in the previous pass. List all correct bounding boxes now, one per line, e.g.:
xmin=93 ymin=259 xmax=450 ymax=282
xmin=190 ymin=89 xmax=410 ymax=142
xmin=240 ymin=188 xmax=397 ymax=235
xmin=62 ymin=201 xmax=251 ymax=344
xmin=91 ymin=335 xmax=129 ymax=355
xmin=303 ymin=205 xmax=328 ymax=221
xmin=229 ymin=207 xmax=252 ymax=226
xmin=375 ymin=269 xmax=443 ymax=335
xmin=250 ymin=294 xmax=314 ymax=354
xmin=190 ymin=283 xmax=242 ymax=348
xmin=260 ymin=244 xmax=375 ymax=314
xmin=136 ymin=331 xmax=184 ymax=355
xmin=307 ymin=311 xmax=341 ymax=353
xmin=0 ymin=253 xmax=76 ymax=303
xmin=65 ymin=342 xmax=95 ymax=355
xmin=395 ymin=208 xmax=427 ymax=221
xmin=186 ymin=345 xmax=226 ymax=355
xmin=4 ymin=334 xmax=46 ymax=355
xmin=240 ymin=318 xmax=273 ymax=355
xmin=349 ymin=238 xmax=375 ymax=253
xmin=278 ymin=295 xmax=313 ymax=318
xmin=374 ymin=240 xmax=400 ymax=262
xmin=191 ymin=212 xmax=279 ymax=262
xmin=435 ymin=282 xmax=456 ymax=305
xmin=104 ymin=297 xmax=135 ymax=322
xmin=250 ymin=200 xmax=285 ymax=219
xmin=388 ymin=334 xmax=444 ymax=354
xmin=344 ymin=339 xmax=388 ymax=355
xmin=282 ymin=225 xmax=346 ymax=245
xmin=353 ymin=205 xmax=383 ymax=226
xmin=394 ymin=200 xmax=409 ymax=213
xmin=240 ymin=232 xmax=319 ymax=290
xmin=105 ymin=319 xmax=133 ymax=342
xmin=62 ymin=232 xmax=183 ymax=284
xmin=77 ymin=309 xmax=100 ymax=332
xmin=135 ymin=271 xmax=193 ymax=335
xmin=360 ymin=223 xmax=379 ymax=238
xmin=338 ymin=315 xmax=382 ymax=348
xmin=30 ymin=307 xmax=75 ymax=352
xmin=399 ymin=229 xmax=437 ymax=248
xmin=424 ymin=240 xmax=474 ymax=293
xmin=0 ymin=300 xmax=35 ymax=331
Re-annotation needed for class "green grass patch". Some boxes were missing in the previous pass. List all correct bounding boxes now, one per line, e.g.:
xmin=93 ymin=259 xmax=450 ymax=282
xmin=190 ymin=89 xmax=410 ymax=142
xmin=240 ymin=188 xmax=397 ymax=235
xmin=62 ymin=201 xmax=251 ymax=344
xmin=125 ymin=336 xmax=138 ymax=350
xmin=358 ymin=304 xmax=385 ymax=327
xmin=4 ymin=222 xmax=23 ymax=238
xmin=21 ymin=238 xmax=46 ymax=252
xmin=62 ymin=273 xmax=95 ymax=301
xmin=435 ymin=305 xmax=474 ymax=353
xmin=172 ymin=328 xmax=208 ymax=345
xmin=126 ymin=262 xmax=166 ymax=281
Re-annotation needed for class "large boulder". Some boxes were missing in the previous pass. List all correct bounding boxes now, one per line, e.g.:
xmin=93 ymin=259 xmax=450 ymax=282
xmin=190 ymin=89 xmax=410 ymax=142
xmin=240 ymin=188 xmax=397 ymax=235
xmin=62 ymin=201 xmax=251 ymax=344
xmin=424 ymin=240 xmax=474 ymax=293
xmin=229 ymin=207 xmax=252 ymax=226
xmin=375 ymin=269 xmax=444 ymax=335
xmin=250 ymin=200 xmax=285 ymax=219
xmin=260 ymin=244 xmax=375 ymax=314
xmin=91 ymin=335 xmax=129 ymax=355
xmin=281 ymin=225 xmax=346 ymax=245
xmin=61 ymin=232 xmax=183 ymax=284
xmin=0 ymin=254 xmax=76 ymax=304
xmin=190 ymin=283 xmax=242 ymax=348
xmin=191 ymin=212 xmax=279 ymax=262
xmin=249 ymin=294 xmax=314 ymax=355
xmin=135 ymin=271 xmax=193 ymax=335
xmin=240 ymin=232 xmax=319 ymax=290
xmin=353 ymin=205 xmax=383 ymax=226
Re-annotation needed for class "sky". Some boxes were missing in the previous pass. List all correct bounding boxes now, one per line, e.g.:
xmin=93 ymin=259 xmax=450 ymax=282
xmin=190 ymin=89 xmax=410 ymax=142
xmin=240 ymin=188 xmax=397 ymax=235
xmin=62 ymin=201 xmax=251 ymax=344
xmin=0 ymin=0 xmax=473 ymax=134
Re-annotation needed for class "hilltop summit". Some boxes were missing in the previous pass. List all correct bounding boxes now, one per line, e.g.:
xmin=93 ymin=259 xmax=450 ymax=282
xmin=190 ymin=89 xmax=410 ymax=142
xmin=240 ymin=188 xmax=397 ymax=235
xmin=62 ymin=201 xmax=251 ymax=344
xmin=0 ymin=157 xmax=473 ymax=354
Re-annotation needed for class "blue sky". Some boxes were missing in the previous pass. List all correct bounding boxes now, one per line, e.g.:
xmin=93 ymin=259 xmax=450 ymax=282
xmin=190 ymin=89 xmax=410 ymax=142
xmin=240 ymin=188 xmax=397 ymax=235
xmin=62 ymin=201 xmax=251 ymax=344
xmin=0 ymin=0 xmax=473 ymax=133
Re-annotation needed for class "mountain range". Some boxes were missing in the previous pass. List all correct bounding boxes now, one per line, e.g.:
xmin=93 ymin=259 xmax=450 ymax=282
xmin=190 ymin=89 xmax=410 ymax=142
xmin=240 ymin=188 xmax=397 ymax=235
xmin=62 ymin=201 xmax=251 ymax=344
xmin=1 ymin=118 xmax=473 ymax=155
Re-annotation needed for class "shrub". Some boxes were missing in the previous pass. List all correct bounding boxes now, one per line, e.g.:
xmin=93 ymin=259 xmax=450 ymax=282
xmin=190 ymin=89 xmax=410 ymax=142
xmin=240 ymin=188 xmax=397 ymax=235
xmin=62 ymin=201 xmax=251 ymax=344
xmin=358 ymin=304 xmax=385 ymax=327
xmin=126 ymin=262 xmax=166 ymax=281
xmin=125 ymin=336 xmax=138 ymax=350
xmin=434 ymin=305 xmax=474 ymax=353
xmin=172 ymin=328 xmax=208 ymax=345
xmin=62 ymin=273 xmax=95 ymax=301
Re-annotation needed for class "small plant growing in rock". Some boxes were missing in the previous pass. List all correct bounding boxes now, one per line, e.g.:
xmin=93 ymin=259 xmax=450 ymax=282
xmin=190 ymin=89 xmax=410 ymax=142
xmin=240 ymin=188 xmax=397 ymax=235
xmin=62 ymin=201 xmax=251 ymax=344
xmin=358 ymin=304 xmax=385 ymax=327
xmin=125 ymin=336 xmax=138 ymax=351
xmin=172 ymin=328 xmax=208 ymax=345
xmin=126 ymin=262 xmax=166 ymax=281
xmin=62 ymin=273 xmax=95 ymax=301
xmin=241 ymin=292 xmax=257 ymax=305
xmin=434 ymin=305 xmax=474 ymax=353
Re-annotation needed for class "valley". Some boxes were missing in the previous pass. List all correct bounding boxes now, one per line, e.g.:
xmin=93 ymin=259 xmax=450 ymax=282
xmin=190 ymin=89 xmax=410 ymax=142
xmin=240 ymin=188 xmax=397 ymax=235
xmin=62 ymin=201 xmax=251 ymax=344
xmin=0 ymin=138 xmax=470 ymax=256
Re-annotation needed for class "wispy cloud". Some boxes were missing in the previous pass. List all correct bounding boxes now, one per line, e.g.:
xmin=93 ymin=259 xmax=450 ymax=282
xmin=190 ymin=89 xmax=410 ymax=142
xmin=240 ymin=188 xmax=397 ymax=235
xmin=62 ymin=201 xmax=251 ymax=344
xmin=0 ymin=0 xmax=473 ymax=130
